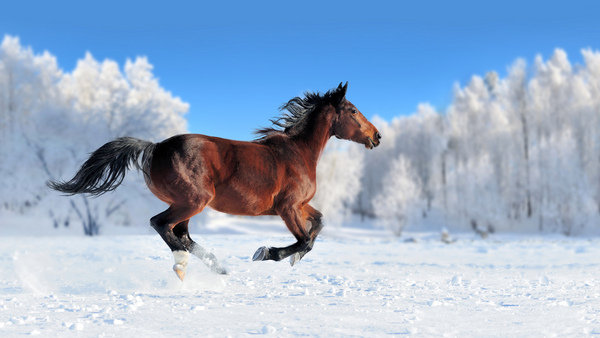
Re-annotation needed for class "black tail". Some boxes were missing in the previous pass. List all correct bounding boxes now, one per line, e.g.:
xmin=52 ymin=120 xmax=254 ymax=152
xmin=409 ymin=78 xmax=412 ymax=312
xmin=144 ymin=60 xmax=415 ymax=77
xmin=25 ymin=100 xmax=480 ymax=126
xmin=47 ymin=137 xmax=156 ymax=197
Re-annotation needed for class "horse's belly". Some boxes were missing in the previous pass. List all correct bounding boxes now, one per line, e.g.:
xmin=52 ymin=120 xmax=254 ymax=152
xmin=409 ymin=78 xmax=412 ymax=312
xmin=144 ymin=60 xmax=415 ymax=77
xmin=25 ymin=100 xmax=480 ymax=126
xmin=208 ymin=187 xmax=275 ymax=216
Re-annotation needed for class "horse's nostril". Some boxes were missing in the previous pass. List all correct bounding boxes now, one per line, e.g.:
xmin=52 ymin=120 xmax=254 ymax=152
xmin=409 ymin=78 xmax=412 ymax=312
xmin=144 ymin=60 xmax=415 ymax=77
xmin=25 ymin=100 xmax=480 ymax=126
xmin=375 ymin=132 xmax=382 ymax=140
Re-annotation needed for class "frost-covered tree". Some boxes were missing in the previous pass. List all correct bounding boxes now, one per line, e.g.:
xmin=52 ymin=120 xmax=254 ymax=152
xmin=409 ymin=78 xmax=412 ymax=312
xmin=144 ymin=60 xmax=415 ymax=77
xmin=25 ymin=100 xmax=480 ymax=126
xmin=359 ymin=104 xmax=446 ymax=220
xmin=355 ymin=116 xmax=395 ymax=219
xmin=359 ymin=47 xmax=600 ymax=235
xmin=373 ymin=155 xmax=422 ymax=236
xmin=312 ymin=138 xmax=364 ymax=225
xmin=0 ymin=35 xmax=188 ymax=235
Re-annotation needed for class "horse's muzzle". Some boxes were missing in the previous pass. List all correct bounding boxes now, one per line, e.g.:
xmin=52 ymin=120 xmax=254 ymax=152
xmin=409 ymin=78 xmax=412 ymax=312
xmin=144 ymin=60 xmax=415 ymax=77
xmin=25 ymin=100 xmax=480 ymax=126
xmin=368 ymin=132 xmax=381 ymax=149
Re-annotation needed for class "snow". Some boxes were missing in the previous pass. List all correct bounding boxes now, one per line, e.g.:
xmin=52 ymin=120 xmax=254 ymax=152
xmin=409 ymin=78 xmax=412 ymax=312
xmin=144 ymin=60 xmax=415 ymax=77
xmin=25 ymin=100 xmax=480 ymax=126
xmin=1 ymin=218 xmax=600 ymax=336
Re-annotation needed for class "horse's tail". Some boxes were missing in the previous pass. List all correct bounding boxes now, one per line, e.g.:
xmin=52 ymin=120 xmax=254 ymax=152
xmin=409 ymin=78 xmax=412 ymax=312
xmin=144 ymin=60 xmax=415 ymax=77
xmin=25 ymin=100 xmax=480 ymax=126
xmin=47 ymin=137 xmax=156 ymax=197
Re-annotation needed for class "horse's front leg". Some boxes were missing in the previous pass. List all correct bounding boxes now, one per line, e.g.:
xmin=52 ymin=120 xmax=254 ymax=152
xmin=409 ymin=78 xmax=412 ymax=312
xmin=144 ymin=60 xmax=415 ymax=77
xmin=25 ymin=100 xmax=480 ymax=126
xmin=289 ymin=204 xmax=324 ymax=266
xmin=252 ymin=206 xmax=310 ymax=262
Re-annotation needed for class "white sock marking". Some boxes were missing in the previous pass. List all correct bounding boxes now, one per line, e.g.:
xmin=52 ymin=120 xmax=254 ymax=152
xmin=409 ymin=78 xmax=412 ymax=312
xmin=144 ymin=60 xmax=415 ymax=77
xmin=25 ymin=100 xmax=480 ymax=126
xmin=173 ymin=250 xmax=189 ymax=271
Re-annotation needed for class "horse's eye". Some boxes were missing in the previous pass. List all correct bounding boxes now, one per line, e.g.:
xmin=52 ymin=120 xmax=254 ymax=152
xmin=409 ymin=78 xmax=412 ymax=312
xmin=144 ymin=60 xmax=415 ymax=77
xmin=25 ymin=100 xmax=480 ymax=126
xmin=351 ymin=109 xmax=357 ymax=114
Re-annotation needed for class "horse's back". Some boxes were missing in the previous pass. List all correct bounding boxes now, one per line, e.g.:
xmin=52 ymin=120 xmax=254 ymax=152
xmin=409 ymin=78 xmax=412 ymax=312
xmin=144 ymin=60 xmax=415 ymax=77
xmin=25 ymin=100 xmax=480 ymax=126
xmin=148 ymin=133 xmax=286 ymax=215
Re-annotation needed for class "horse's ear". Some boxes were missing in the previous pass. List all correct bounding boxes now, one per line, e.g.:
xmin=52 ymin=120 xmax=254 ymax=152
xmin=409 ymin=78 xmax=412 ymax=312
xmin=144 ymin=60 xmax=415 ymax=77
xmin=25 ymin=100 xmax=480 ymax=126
xmin=332 ymin=81 xmax=348 ymax=106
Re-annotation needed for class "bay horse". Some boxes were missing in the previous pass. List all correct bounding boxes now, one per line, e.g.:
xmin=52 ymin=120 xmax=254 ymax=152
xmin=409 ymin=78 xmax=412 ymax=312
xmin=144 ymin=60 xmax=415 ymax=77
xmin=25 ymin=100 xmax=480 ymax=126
xmin=48 ymin=82 xmax=381 ymax=281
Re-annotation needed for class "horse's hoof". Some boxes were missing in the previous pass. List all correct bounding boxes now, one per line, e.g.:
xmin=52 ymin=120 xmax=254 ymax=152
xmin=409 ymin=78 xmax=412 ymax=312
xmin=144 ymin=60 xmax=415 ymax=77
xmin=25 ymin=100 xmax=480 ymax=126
xmin=172 ymin=250 xmax=189 ymax=281
xmin=173 ymin=263 xmax=187 ymax=281
xmin=290 ymin=252 xmax=301 ymax=267
xmin=252 ymin=246 xmax=269 ymax=261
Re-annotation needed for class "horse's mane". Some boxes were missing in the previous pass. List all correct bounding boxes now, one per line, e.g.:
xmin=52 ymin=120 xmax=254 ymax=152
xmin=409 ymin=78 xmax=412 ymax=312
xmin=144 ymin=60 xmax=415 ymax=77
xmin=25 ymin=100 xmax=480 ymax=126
xmin=254 ymin=83 xmax=347 ymax=140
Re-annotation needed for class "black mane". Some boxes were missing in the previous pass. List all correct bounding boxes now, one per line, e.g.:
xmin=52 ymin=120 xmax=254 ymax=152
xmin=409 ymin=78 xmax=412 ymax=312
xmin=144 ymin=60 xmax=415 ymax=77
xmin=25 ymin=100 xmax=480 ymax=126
xmin=254 ymin=83 xmax=347 ymax=139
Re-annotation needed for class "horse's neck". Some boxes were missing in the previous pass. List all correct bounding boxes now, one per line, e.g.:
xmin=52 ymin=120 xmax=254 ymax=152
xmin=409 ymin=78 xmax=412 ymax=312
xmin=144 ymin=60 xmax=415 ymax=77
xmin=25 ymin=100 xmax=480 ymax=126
xmin=292 ymin=106 xmax=334 ymax=168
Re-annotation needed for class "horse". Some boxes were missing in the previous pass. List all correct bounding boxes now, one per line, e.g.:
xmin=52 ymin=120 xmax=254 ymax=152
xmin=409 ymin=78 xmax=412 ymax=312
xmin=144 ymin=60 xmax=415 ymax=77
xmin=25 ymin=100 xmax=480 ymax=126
xmin=47 ymin=82 xmax=381 ymax=281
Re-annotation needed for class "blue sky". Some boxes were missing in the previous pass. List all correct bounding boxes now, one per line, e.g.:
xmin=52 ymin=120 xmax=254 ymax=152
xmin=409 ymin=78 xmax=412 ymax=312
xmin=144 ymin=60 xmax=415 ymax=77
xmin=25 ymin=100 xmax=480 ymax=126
xmin=2 ymin=0 xmax=600 ymax=140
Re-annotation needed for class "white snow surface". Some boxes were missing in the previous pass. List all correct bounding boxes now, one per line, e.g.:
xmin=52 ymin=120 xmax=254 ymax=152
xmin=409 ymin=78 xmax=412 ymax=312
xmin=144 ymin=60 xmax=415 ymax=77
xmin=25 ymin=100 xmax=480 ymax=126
xmin=1 ymin=218 xmax=600 ymax=337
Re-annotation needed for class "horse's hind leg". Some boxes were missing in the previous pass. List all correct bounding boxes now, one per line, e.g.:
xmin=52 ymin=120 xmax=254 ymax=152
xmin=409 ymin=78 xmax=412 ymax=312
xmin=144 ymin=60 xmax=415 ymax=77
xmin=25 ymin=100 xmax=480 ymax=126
xmin=173 ymin=220 xmax=227 ymax=275
xmin=150 ymin=207 xmax=198 ymax=281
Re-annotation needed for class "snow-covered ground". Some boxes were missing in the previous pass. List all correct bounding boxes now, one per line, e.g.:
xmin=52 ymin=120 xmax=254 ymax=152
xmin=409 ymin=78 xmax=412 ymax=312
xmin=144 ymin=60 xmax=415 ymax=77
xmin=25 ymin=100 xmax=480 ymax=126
xmin=1 ymin=217 xmax=600 ymax=337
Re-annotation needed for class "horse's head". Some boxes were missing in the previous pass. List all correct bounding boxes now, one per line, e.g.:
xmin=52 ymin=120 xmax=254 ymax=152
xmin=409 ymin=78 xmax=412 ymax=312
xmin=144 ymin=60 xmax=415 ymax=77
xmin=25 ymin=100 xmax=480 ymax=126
xmin=330 ymin=82 xmax=381 ymax=149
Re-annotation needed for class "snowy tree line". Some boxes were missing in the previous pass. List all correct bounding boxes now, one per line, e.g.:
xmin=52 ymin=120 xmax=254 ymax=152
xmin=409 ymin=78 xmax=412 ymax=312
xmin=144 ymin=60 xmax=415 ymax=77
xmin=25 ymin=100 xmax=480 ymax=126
xmin=0 ymin=36 xmax=188 ymax=234
xmin=348 ymin=48 xmax=600 ymax=236
xmin=3 ymin=35 xmax=600 ymax=236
